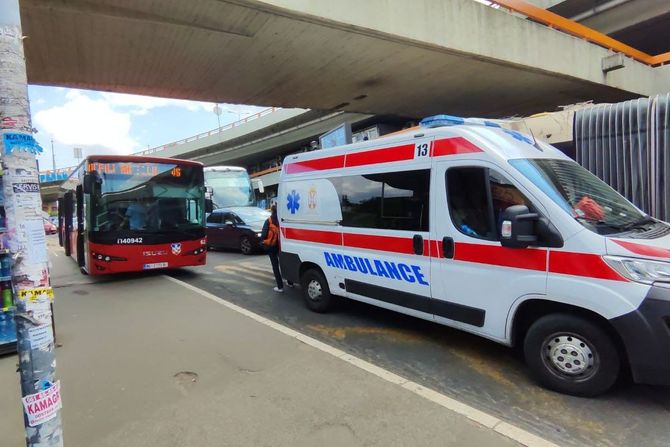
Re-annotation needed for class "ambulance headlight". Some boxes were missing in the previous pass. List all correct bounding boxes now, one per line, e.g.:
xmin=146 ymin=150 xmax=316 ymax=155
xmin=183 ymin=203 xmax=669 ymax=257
xmin=604 ymin=256 xmax=670 ymax=284
xmin=256 ymin=232 xmax=262 ymax=237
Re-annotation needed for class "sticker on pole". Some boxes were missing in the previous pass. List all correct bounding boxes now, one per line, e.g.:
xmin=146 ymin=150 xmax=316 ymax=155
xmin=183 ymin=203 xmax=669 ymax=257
xmin=2 ymin=133 xmax=43 ymax=155
xmin=21 ymin=380 xmax=62 ymax=427
xmin=18 ymin=288 xmax=54 ymax=315
xmin=28 ymin=324 xmax=54 ymax=350
xmin=18 ymin=287 xmax=54 ymax=303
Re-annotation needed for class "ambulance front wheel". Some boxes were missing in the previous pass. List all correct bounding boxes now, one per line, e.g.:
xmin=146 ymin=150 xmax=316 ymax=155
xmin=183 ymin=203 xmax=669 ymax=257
xmin=301 ymin=268 xmax=334 ymax=313
xmin=524 ymin=313 xmax=620 ymax=397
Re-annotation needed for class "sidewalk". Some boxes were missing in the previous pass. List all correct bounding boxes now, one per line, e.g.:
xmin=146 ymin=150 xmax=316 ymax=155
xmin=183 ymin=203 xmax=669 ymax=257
xmin=0 ymin=250 xmax=521 ymax=446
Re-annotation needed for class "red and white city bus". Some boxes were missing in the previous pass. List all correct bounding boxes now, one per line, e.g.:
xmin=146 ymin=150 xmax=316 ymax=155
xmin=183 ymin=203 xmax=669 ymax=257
xmin=59 ymin=155 xmax=207 ymax=275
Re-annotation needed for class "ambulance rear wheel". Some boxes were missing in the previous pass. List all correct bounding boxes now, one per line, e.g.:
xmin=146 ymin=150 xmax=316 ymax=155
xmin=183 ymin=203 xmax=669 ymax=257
xmin=524 ymin=314 xmax=620 ymax=397
xmin=301 ymin=268 xmax=334 ymax=313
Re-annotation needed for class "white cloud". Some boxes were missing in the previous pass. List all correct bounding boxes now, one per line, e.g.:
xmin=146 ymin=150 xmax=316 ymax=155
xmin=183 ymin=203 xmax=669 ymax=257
xmin=99 ymin=91 xmax=266 ymax=118
xmin=32 ymin=87 xmax=272 ymax=170
xmin=34 ymin=91 xmax=138 ymax=154
xmin=100 ymin=91 xmax=213 ymax=114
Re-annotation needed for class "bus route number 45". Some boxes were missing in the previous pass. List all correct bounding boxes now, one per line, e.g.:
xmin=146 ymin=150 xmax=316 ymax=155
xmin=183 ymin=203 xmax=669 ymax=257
xmin=415 ymin=142 xmax=429 ymax=158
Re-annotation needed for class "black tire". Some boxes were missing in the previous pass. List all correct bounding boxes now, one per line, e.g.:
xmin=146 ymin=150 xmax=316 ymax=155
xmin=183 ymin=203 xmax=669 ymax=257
xmin=239 ymin=236 xmax=253 ymax=255
xmin=300 ymin=268 xmax=335 ymax=313
xmin=524 ymin=313 xmax=620 ymax=397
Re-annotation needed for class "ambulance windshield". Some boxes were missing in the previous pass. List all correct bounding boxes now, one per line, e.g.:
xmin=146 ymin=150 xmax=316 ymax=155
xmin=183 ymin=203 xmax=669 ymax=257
xmin=510 ymin=159 xmax=652 ymax=235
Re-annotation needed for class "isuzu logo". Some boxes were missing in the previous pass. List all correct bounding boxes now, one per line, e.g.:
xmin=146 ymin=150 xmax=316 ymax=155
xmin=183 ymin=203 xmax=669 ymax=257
xmin=143 ymin=250 xmax=167 ymax=257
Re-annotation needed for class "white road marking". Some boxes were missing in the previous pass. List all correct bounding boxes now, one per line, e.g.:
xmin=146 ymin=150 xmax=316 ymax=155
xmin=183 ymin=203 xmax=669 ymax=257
xmin=165 ymin=275 xmax=560 ymax=447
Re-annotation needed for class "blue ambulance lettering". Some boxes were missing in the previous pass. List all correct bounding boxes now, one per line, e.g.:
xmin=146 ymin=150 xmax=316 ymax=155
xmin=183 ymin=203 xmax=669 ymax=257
xmin=323 ymin=252 xmax=429 ymax=286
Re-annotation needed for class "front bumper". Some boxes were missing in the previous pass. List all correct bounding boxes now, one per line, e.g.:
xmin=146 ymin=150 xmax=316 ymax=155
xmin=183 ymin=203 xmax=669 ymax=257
xmin=610 ymin=285 xmax=670 ymax=386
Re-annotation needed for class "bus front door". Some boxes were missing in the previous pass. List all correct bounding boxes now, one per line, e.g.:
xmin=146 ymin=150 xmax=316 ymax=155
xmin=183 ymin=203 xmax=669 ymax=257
xmin=75 ymin=185 xmax=86 ymax=269
xmin=63 ymin=192 xmax=73 ymax=257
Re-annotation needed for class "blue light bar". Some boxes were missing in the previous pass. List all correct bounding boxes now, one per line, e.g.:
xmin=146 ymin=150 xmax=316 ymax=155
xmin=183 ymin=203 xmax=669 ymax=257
xmin=420 ymin=114 xmax=504 ymax=129
xmin=420 ymin=115 xmax=465 ymax=128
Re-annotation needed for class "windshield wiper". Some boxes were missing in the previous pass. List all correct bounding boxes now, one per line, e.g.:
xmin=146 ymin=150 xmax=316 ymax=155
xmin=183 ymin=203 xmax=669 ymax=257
xmin=574 ymin=216 xmax=629 ymax=232
xmin=621 ymin=216 xmax=657 ymax=231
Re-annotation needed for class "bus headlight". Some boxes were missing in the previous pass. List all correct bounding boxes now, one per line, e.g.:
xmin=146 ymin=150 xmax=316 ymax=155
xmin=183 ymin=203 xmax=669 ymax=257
xmin=604 ymin=256 xmax=670 ymax=284
xmin=187 ymin=248 xmax=206 ymax=255
xmin=91 ymin=252 xmax=127 ymax=262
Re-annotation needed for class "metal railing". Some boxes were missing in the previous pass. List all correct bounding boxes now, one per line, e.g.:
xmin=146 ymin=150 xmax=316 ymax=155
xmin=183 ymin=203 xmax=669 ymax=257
xmin=489 ymin=0 xmax=670 ymax=66
xmin=134 ymin=106 xmax=279 ymax=156
xmin=38 ymin=167 xmax=76 ymax=184
xmin=38 ymin=107 xmax=280 ymax=182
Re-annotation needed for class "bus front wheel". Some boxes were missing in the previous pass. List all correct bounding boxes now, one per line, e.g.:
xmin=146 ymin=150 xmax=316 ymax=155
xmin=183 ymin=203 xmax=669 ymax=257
xmin=524 ymin=313 xmax=620 ymax=397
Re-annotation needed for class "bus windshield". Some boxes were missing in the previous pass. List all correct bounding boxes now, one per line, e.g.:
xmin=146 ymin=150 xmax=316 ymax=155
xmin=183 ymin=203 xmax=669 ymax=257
xmin=204 ymin=169 xmax=254 ymax=208
xmin=89 ymin=161 xmax=204 ymax=234
xmin=510 ymin=158 xmax=648 ymax=235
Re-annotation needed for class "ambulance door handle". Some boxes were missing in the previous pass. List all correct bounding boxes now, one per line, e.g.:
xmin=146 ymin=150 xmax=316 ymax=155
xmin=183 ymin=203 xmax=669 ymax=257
xmin=413 ymin=234 xmax=424 ymax=255
xmin=442 ymin=237 xmax=454 ymax=259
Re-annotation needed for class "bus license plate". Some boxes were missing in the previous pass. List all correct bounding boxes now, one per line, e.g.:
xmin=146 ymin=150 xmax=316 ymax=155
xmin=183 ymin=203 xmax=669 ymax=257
xmin=143 ymin=262 xmax=168 ymax=270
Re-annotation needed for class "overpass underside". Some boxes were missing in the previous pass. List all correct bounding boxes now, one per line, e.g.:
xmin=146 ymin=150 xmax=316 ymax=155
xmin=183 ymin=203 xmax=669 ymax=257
xmin=20 ymin=0 xmax=670 ymax=118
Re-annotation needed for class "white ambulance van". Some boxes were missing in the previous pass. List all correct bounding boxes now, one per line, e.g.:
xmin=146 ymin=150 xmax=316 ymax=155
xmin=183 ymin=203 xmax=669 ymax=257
xmin=277 ymin=115 xmax=670 ymax=396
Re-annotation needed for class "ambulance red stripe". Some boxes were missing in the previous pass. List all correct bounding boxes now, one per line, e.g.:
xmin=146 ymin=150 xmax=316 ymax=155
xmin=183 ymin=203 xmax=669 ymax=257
xmin=284 ymin=155 xmax=345 ymax=174
xmin=612 ymin=239 xmax=670 ymax=259
xmin=548 ymin=251 xmax=627 ymax=281
xmin=432 ymin=240 xmax=443 ymax=258
xmin=282 ymin=228 xmax=342 ymax=246
xmin=283 ymin=137 xmax=482 ymax=174
xmin=282 ymin=228 xmax=628 ymax=281
xmin=345 ymin=144 xmax=416 ymax=168
xmin=454 ymin=242 xmax=547 ymax=271
xmin=342 ymin=232 xmax=416 ymax=255
xmin=431 ymin=137 xmax=483 ymax=156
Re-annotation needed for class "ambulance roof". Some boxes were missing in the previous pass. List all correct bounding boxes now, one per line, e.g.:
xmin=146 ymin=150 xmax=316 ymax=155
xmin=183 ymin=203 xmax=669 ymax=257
xmin=282 ymin=115 xmax=570 ymax=176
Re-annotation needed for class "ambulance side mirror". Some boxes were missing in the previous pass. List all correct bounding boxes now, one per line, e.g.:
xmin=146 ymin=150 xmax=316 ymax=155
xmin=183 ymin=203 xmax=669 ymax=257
xmin=500 ymin=205 xmax=539 ymax=248
xmin=500 ymin=205 xmax=564 ymax=249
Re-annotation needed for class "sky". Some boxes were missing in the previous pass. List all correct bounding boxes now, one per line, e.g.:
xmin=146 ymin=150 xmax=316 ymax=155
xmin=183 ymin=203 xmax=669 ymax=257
xmin=28 ymin=85 xmax=267 ymax=171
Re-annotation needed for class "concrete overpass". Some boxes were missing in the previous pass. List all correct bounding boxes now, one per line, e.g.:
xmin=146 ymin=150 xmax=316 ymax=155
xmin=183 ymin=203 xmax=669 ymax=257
xmin=19 ymin=0 xmax=670 ymax=119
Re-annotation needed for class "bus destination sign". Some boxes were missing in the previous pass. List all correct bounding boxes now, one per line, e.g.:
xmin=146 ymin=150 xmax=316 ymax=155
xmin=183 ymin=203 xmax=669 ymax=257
xmin=87 ymin=162 xmax=181 ymax=178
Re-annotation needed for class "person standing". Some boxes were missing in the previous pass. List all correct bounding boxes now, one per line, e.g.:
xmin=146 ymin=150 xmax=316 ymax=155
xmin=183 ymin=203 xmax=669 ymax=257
xmin=261 ymin=204 xmax=289 ymax=292
xmin=124 ymin=198 xmax=148 ymax=230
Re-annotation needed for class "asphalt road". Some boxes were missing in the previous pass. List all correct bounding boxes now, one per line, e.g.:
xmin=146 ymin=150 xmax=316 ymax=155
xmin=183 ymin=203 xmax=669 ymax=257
xmin=167 ymin=248 xmax=670 ymax=447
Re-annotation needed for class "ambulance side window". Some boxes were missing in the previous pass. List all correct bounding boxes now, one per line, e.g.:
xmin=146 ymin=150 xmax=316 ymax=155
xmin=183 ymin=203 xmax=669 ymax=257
xmin=447 ymin=167 xmax=533 ymax=241
xmin=447 ymin=168 xmax=496 ymax=240
xmin=336 ymin=169 xmax=430 ymax=231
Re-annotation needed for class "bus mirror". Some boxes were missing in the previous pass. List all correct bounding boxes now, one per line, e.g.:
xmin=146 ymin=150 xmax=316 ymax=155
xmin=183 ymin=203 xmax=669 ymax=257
xmin=205 ymin=198 xmax=213 ymax=214
xmin=83 ymin=174 xmax=94 ymax=194
xmin=500 ymin=205 xmax=539 ymax=249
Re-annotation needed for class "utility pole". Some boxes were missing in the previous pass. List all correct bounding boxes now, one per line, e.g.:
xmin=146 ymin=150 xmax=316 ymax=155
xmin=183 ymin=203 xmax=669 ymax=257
xmin=50 ymin=138 xmax=55 ymax=171
xmin=0 ymin=2 xmax=63 ymax=446
xmin=213 ymin=104 xmax=222 ymax=130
